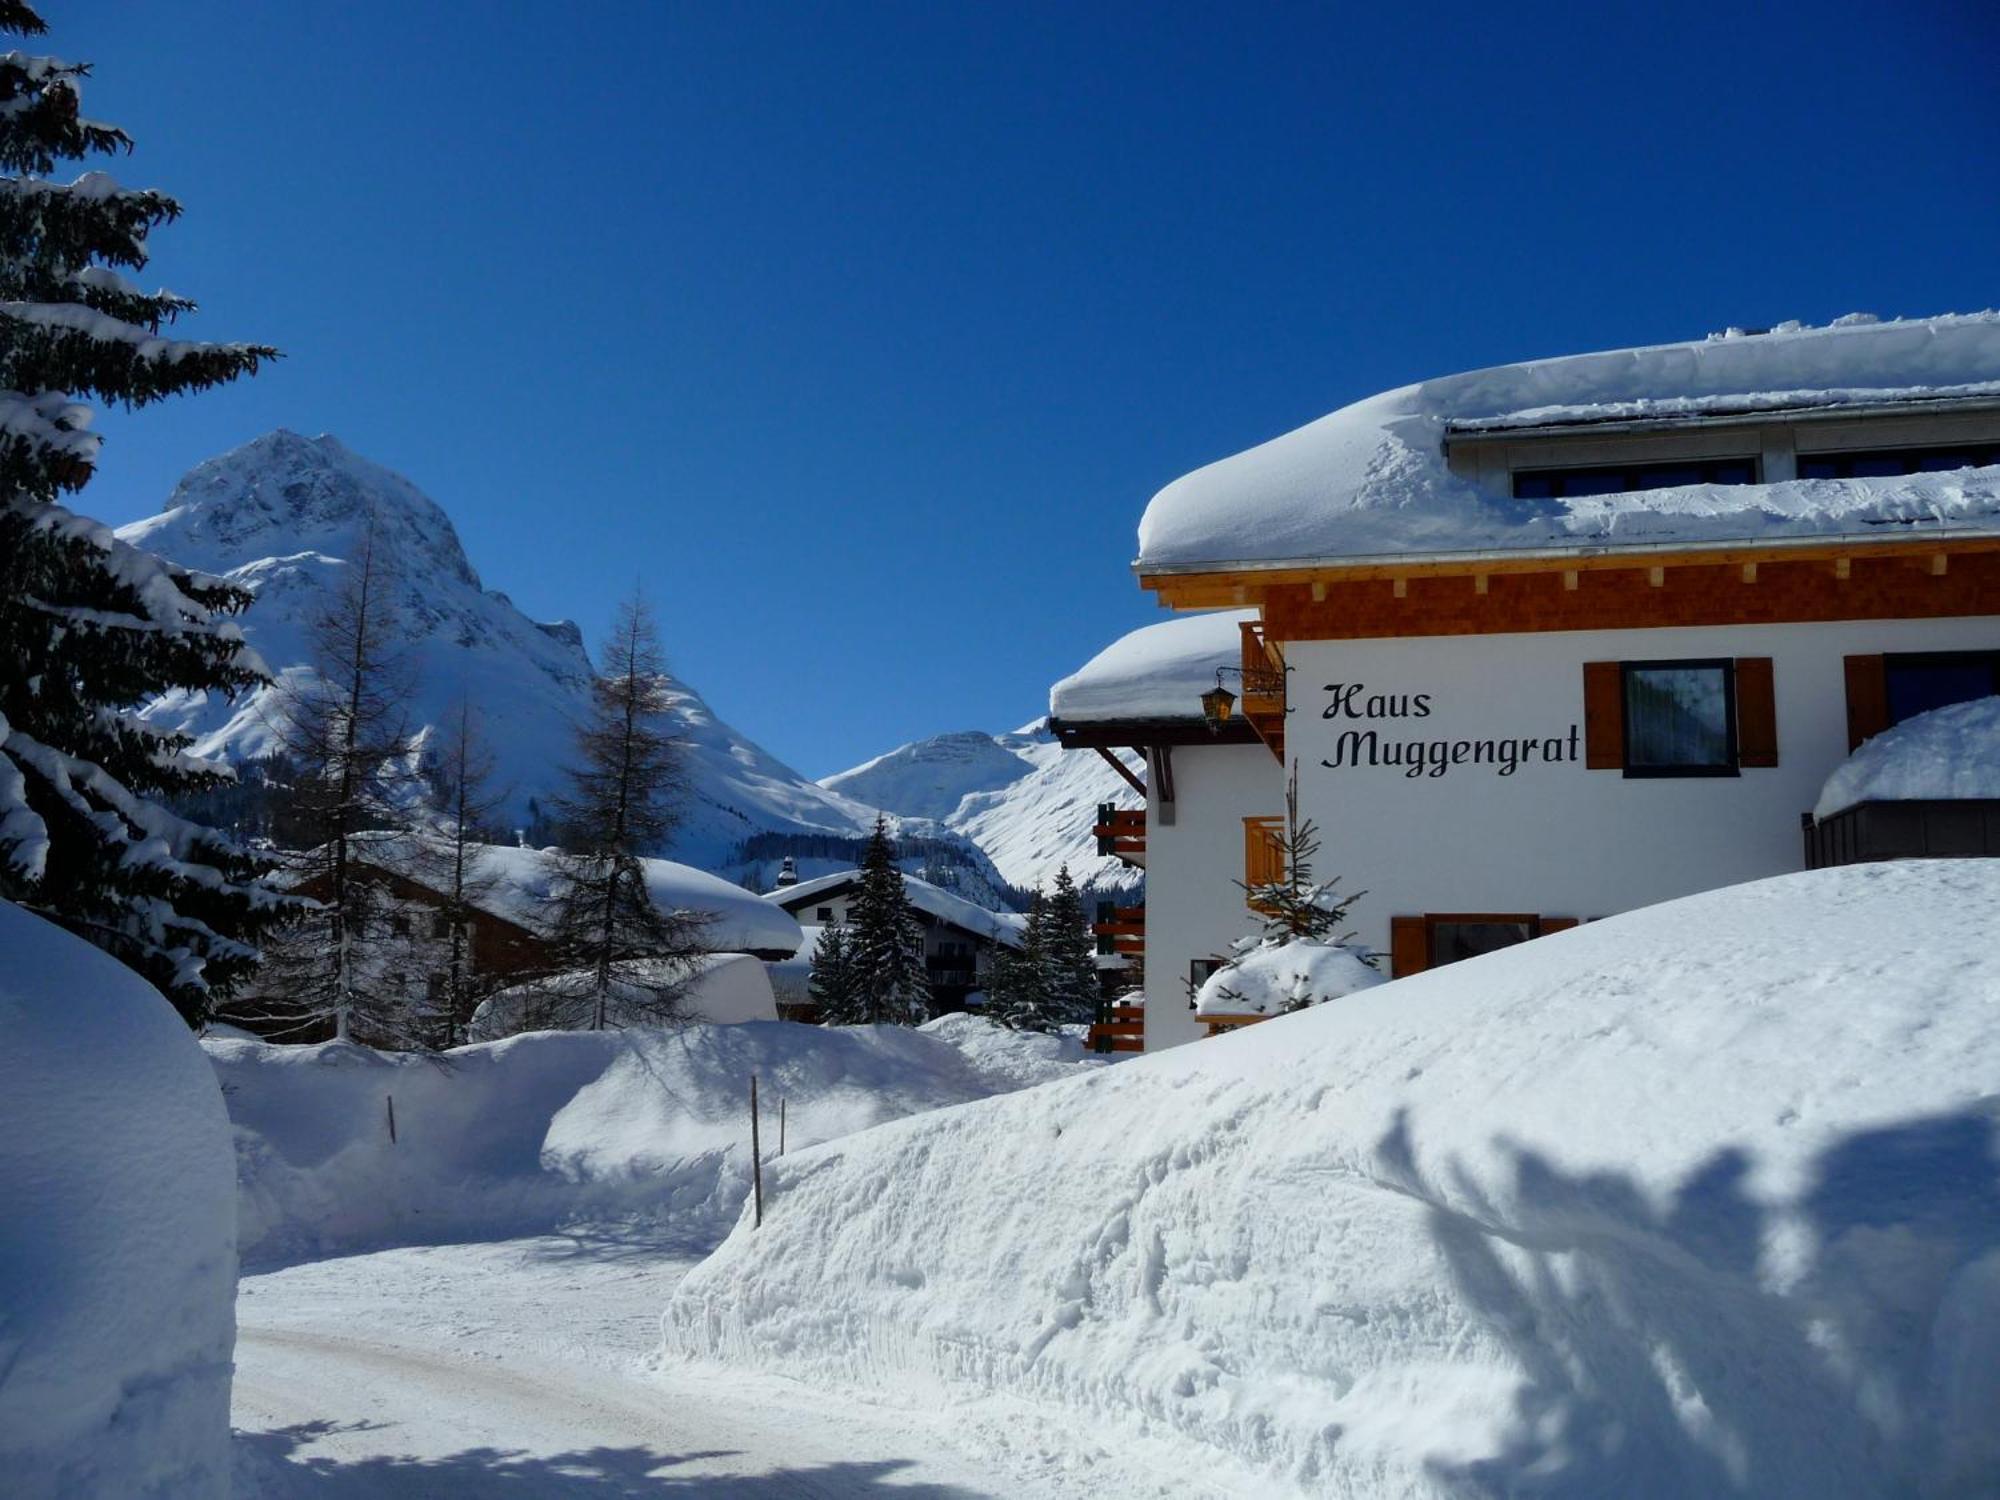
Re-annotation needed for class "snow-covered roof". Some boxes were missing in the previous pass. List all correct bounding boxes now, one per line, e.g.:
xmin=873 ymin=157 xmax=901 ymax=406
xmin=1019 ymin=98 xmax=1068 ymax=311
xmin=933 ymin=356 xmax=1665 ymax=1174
xmin=1048 ymin=608 xmax=1254 ymax=724
xmin=766 ymin=869 xmax=1026 ymax=947
xmin=1815 ymin=697 xmax=2000 ymax=820
xmin=337 ymin=835 xmax=802 ymax=957
xmin=1139 ymin=313 xmax=2000 ymax=571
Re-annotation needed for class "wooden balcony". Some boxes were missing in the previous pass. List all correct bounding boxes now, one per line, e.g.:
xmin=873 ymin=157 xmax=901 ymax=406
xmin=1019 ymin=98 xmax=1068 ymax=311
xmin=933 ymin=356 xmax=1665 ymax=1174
xmin=1093 ymin=804 xmax=1146 ymax=868
xmin=1240 ymin=621 xmax=1288 ymax=762
xmin=1094 ymin=901 xmax=1146 ymax=959
xmin=1087 ymin=1002 xmax=1146 ymax=1054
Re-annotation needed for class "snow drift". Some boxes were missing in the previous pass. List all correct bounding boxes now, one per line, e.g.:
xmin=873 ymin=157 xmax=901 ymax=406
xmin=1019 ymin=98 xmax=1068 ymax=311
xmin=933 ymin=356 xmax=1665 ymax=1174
xmin=0 ymin=903 xmax=237 ymax=1500
xmin=1815 ymin=695 xmax=2000 ymax=819
xmin=206 ymin=1015 xmax=1104 ymax=1266
xmin=666 ymin=862 xmax=2000 ymax=1499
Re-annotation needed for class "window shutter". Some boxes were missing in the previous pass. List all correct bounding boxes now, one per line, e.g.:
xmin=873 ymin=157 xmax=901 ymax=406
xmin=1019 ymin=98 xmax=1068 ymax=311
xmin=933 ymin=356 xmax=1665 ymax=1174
xmin=1390 ymin=917 xmax=1428 ymax=978
xmin=1582 ymin=661 xmax=1624 ymax=769
xmin=1843 ymin=655 xmax=1888 ymax=750
xmin=1735 ymin=657 xmax=1778 ymax=768
xmin=1540 ymin=916 xmax=1579 ymax=934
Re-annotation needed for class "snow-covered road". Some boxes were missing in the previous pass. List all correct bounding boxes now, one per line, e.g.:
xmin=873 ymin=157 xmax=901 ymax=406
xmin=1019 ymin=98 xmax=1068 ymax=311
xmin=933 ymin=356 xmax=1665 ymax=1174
xmin=231 ymin=1234 xmax=1209 ymax=1498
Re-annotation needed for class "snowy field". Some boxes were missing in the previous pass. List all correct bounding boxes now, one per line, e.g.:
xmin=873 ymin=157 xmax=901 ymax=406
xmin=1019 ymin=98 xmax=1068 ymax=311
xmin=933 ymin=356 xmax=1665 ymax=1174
xmin=668 ymin=862 xmax=2000 ymax=1499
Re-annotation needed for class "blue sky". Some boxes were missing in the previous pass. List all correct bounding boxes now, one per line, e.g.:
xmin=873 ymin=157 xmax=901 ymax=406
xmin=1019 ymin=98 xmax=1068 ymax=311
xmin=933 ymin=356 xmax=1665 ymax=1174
xmin=58 ymin=0 xmax=2000 ymax=777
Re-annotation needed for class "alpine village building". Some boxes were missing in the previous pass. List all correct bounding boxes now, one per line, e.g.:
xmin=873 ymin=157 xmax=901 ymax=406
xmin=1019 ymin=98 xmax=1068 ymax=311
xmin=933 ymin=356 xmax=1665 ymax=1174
xmin=1053 ymin=314 xmax=2000 ymax=1053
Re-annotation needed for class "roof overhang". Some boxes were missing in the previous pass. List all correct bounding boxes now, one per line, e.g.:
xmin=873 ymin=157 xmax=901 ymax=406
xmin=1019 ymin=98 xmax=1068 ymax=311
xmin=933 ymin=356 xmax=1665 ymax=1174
xmin=1049 ymin=715 xmax=1263 ymax=749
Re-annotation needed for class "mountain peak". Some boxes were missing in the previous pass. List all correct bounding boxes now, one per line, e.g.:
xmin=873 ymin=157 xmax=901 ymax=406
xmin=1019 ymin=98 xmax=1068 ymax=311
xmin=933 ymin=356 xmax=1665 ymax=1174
xmin=117 ymin=429 xmax=480 ymax=591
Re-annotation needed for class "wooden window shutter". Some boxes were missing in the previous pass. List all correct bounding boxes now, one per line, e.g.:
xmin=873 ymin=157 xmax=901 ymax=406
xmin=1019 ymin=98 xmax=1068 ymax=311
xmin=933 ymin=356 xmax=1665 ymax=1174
xmin=1735 ymin=657 xmax=1778 ymax=768
xmin=1582 ymin=661 xmax=1624 ymax=769
xmin=1844 ymin=655 xmax=1888 ymax=750
xmin=1540 ymin=916 xmax=1579 ymax=934
xmin=1390 ymin=917 xmax=1428 ymax=978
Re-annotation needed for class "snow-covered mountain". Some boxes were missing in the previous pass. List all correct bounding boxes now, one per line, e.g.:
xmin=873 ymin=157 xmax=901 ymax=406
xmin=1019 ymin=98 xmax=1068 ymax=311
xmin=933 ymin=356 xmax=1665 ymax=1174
xmin=116 ymin=431 xmax=1013 ymax=901
xmin=823 ymin=725 xmax=1143 ymax=896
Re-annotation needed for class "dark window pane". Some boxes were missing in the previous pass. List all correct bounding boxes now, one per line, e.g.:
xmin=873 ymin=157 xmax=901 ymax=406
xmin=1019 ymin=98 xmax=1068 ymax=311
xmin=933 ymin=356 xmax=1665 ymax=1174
xmin=1625 ymin=665 xmax=1732 ymax=769
xmin=1636 ymin=465 xmax=1705 ymax=490
xmin=1429 ymin=920 xmax=1534 ymax=967
xmin=1913 ymin=451 xmax=1971 ymax=473
xmin=1562 ymin=470 xmax=1628 ymax=497
xmin=1708 ymin=459 xmax=1757 ymax=485
xmin=1798 ymin=457 xmax=1841 ymax=480
xmin=1885 ymin=656 xmax=2000 ymax=725
xmin=1513 ymin=473 xmax=1556 ymax=500
xmin=1849 ymin=455 xmax=1908 ymax=477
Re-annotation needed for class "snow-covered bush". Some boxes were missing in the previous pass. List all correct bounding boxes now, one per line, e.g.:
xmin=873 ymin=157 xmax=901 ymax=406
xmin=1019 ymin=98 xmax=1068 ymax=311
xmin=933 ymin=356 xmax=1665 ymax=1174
xmin=0 ymin=902 xmax=236 ymax=1498
xmin=1815 ymin=694 xmax=2000 ymax=818
xmin=1193 ymin=936 xmax=1383 ymax=1019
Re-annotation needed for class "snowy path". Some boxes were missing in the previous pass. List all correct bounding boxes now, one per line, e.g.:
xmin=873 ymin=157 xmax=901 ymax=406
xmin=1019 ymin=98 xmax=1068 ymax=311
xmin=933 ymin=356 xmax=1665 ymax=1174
xmin=230 ymin=1235 xmax=1206 ymax=1498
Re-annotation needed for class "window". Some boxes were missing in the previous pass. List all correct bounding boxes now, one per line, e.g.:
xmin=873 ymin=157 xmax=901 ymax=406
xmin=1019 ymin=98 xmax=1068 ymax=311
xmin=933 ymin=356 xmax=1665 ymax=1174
xmin=1389 ymin=914 xmax=1579 ymax=977
xmin=1798 ymin=442 xmax=2000 ymax=481
xmin=391 ymin=913 xmax=412 ymax=937
xmin=1188 ymin=957 xmax=1227 ymax=1007
xmin=1622 ymin=659 xmax=1737 ymax=776
xmin=816 ymin=906 xmax=834 ymax=922
xmin=430 ymin=910 xmax=452 ymax=938
xmin=1514 ymin=456 xmax=1757 ymax=500
xmin=1885 ymin=651 xmax=2000 ymax=725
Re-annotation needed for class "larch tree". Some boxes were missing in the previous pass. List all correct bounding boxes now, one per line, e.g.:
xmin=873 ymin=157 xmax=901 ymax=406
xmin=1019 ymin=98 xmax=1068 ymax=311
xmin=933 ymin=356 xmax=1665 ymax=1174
xmin=405 ymin=695 xmax=507 ymax=1047
xmin=0 ymin=4 xmax=287 ymax=1023
xmin=538 ymin=592 xmax=709 ymax=1030
xmin=844 ymin=816 xmax=931 ymax=1025
xmin=242 ymin=519 xmax=428 ymax=1046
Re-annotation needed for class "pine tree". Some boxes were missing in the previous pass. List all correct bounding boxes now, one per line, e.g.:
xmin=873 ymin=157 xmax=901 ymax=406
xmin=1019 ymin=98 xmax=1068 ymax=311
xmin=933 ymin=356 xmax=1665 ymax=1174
xmin=239 ymin=522 xmax=430 ymax=1046
xmin=844 ymin=816 xmax=931 ymax=1025
xmin=986 ymin=890 xmax=1049 ymax=1030
xmin=0 ymin=10 xmax=285 ymax=1023
xmin=535 ymin=592 xmax=709 ymax=1030
xmin=807 ymin=919 xmax=860 ymax=1024
xmin=1042 ymin=865 xmax=1099 ymax=1026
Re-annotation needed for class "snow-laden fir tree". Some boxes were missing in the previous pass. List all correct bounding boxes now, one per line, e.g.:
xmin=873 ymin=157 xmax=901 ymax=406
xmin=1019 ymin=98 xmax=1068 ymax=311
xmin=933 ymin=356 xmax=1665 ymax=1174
xmin=843 ymin=816 xmax=931 ymax=1025
xmin=1206 ymin=765 xmax=1372 ymax=1016
xmin=986 ymin=888 xmax=1050 ymax=1030
xmin=807 ymin=918 xmax=859 ymax=1023
xmin=0 ymin=5 xmax=286 ymax=1023
xmin=1042 ymin=864 xmax=1099 ymax=1025
xmin=535 ymin=593 xmax=710 ymax=1031
xmin=239 ymin=517 xmax=432 ymax=1045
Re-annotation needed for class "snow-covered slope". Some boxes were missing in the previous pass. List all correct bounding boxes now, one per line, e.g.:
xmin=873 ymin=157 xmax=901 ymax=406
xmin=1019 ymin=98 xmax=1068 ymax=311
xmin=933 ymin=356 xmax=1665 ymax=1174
xmin=0 ymin=903 xmax=237 ymax=1499
xmin=824 ymin=722 xmax=1143 ymax=895
xmin=116 ymin=432 xmax=999 ymax=888
xmin=667 ymin=861 xmax=2000 ymax=1499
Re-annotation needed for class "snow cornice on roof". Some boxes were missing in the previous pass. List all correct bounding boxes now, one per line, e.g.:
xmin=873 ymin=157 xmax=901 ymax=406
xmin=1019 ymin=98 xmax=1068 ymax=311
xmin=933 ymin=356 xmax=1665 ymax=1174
xmin=1137 ymin=313 xmax=2000 ymax=577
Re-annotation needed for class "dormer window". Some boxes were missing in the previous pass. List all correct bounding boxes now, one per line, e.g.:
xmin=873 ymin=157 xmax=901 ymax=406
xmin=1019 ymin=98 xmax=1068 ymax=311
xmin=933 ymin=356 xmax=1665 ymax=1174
xmin=1513 ymin=457 xmax=1758 ymax=501
xmin=1797 ymin=442 xmax=2000 ymax=480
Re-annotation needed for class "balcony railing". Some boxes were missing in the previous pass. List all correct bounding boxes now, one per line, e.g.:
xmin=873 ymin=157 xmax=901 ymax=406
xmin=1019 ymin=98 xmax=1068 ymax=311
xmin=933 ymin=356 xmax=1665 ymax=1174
xmin=1094 ymin=803 xmax=1146 ymax=867
xmin=1239 ymin=621 xmax=1287 ymax=760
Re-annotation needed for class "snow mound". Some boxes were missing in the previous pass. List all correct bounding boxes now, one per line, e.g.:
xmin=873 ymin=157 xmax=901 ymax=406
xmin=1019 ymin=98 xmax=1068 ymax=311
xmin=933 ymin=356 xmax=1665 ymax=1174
xmin=1050 ymin=609 xmax=1256 ymax=723
xmin=0 ymin=903 xmax=236 ymax=1499
xmin=1139 ymin=313 xmax=2000 ymax=568
xmin=1815 ymin=696 xmax=2000 ymax=819
xmin=1193 ymin=938 xmax=1382 ymax=1019
xmin=917 ymin=1011 xmax=1110 ymax=1091
xmin=206 ymin=1018 xmax=1103 ymax=1266
xmin=665 ymin=863 xmax=2000 ymax=1499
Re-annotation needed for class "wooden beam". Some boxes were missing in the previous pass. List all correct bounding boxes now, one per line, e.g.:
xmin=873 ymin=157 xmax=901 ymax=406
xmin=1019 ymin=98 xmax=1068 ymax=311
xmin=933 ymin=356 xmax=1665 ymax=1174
xmin=1648 ymin=565 xmax=1665 ymax=588
xmin=1392 ymin=577 xmax=1408 ymax=599
xmin=1474 ymin=573 xmax=1488 ymax=595
xmin=1741 ymin=562 xmax=1757 ymax=584
xmin=1932 ymin=553 xmax=1949 ymax=576
xmin=1150 ymin=745 xmax=1176 ymax=807
xmin=1094 ymin=745 xmax=1146 ymax=799
xmin=1563 ymin=570 xmax=1579 ymax=592
xmin=1835 ymin=557 xmax=1851 ymax=580
xmin=1310 ymin=581 xmax=1326 ymax=602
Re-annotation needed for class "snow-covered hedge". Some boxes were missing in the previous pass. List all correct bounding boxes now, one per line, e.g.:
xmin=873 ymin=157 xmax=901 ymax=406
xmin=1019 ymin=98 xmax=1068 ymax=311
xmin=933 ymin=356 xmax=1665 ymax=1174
xmin=206 ymin=1014 xmax=1103 ymax=1265
xmin=1815 ymin=695 xmax=2000 ymax=819
xmin=0 ymin=903 xmax=237 ymax=1500
xmin=666 ymin=862 xmax=2000 ymax=1499
xmin=1193 ymin=937 xmax=1382 ymax=1019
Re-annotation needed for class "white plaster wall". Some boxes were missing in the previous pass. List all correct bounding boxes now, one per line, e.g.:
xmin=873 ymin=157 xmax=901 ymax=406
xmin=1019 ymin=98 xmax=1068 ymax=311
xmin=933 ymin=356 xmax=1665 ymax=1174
xmin=1284 ymin=614 xmax=2000 ymax=961
xmin=1142 ymin=741 xmax=1284 ymax=1050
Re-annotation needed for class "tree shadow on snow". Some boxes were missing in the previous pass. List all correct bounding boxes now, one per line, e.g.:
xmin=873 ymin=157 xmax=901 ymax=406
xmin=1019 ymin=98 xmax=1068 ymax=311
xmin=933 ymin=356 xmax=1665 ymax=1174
xmin=1375 ymin=1101 xmax=2000 ymax=1498
xmin=235 ymin=1420 xmax=1000 ymax=1497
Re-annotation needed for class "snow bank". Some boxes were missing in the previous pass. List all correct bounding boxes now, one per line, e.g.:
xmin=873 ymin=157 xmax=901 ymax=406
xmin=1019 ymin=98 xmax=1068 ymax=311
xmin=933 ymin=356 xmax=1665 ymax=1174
xmin=1050 ymin=608 xmax=1255 ymax=723
xmin=207 ymin=1017 xmax=1103 ymax=1265
xmin=1193 ymin=938 xmax=1382 ymax=1019
xmin=0 ymin=903 xmax=236 ymax=1500
xmin=1139 ymin=313 xmax=2000 ymax=569
xmin=666 ymin=862 xmax=2000 ymax=1499
xmin=917 ymin=1012 xmax=1108 ymax=1090
xmin=1815 ymin=696 xmax=2000 ymax=819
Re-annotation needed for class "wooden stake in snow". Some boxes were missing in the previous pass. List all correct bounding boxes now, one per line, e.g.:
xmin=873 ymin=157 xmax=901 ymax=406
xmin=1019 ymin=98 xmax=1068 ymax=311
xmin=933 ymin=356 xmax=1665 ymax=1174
xmin=750 ymin=1074 xmax=763 ymax=1229
xmin=385 ymin=1093 xmax=398 ymax=1146
xmin=780 ymin=1096 xmax=787 ymax=1156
